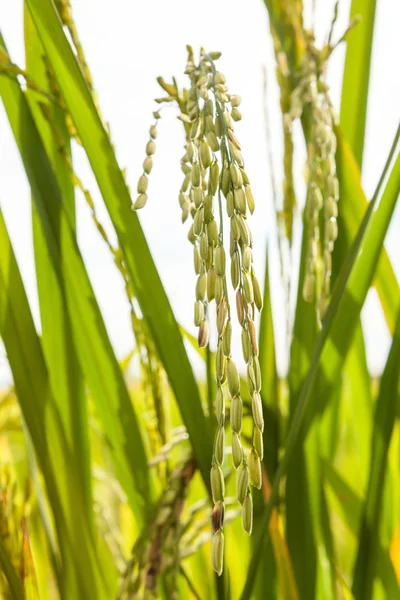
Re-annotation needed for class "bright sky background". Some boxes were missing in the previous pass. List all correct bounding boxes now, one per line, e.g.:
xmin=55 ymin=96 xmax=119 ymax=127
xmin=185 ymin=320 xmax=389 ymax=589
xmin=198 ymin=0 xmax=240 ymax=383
xmin=0 ymin=0 xmax=399 ymax=385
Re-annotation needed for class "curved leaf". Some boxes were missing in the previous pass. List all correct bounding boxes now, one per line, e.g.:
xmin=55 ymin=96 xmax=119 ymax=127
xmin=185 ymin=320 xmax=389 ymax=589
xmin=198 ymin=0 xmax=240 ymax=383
xmin=0 ymin=41 xmax=155 ymax=523
xmin=340 ymin=0 xmax=377 ymax=168
xmin=26 ymin=0 xmax=212 ymax=486
xmin=336 ymin=130 xmax=400 ymax=332
xmin=240 ymin=125 xmax=400 ymax=599
xmin=0 ymin=534 xmax=24 ymax=600
xmin=352 ymin=308 xmax=400 ymax=599
xmin=24 ymin=6 xmax=93 ymax=525
xmin=258 ymin=247 xmax=279 ymax=480
xmin=325 ymin=462 xmax=400 ymax=598
xmin=0 ymin=210 xmax=108 ymax=599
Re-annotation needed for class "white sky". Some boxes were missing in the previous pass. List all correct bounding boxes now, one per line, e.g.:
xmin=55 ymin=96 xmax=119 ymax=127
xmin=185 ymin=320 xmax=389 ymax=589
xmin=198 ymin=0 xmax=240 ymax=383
xmin=0 ymin=0 xmax=399 ymax=384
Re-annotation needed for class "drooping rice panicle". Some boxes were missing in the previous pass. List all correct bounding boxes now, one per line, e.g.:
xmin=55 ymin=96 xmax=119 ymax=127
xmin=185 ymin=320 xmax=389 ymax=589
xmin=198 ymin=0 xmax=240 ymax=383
xmin=132 ymin=47 xmax=265 ymax=574
xmin=279 ymin=33 xmax=340 ymax=317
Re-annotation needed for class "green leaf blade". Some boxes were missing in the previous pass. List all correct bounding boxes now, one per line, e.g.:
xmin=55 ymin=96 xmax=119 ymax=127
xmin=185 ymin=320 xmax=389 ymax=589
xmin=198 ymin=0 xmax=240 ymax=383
xmin=352 ymin=309 xmax=400 ymax=599
xmin=336 ymin=129 xmax=400 ymax=332
xmin=0 ymin=210 xmax=109 ymax=599
xmin=24 ymin=6 xmax=93 ymax=526
xmin=25 ymin=0 xmax=213 ymax=486
xmin=340 ymin=0 xmax=377 ymax=168
xmin=0 ymin=42 xmax=155 ymax=524
xmin=0 ymin=534 xmax=25 ymax=600
xmin=240 ymin=125 xmax=400 ymax=600
xmin=258 ymin=248 xmax=279 ymax=481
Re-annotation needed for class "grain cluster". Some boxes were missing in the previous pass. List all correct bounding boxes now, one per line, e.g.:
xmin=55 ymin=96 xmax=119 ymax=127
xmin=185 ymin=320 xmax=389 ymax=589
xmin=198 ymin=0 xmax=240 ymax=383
xmin=133 ymin=47 xmax=265 ymax=575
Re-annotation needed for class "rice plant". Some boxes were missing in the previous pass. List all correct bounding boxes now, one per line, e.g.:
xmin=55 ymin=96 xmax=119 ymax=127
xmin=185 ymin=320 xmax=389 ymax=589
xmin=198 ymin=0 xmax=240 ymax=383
xmin=0 ymin=0 xmax=399 ymax=599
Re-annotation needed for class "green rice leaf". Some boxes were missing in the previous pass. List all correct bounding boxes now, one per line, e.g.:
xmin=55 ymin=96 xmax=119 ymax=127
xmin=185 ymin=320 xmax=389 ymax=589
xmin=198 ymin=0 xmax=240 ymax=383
xmin=352 ymin=308 xmax=400 ymax=599
xmin=0 ymin=209 xmax=108 ymax=599
xmin=24 ymin=6 xmax=93 ymax=526
xmin=0 ymin=534 xmax=24 ymax=600
xmin=240 ymin=125 xmax=400 ymax=599
xmin=252 ymin=248 xmax=279 ymax=598
xmin=286 ymin=174 xmax=335 ymax=597
xmin=286 ymin=199 xmax=324 ymax=599
xmin=25 ymin=0 xmax=212 ymax=486
xmin=324 ymin=463 xmax=400 ymax=598
xmin=258 ymin=247 xmax=279 ymax=481
xmin=336 ymin=130 xmax=400 ymax=332
xmin=0 ymin=38 xmax=155 ymax=524
xmin=340 ymin=0 xmax=377 ymax=168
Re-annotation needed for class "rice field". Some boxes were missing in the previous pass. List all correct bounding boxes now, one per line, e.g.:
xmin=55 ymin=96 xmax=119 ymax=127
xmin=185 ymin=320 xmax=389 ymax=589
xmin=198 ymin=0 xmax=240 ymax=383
xmin=0 ymin=1 xmax=399 ymax=599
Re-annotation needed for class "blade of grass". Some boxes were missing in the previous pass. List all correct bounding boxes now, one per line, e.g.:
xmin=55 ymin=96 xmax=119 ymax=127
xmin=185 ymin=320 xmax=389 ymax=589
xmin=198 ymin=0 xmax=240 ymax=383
xmin=352 ymin=308 xmax=400 ymax=599
xmin=324 ymin=462 xmax=400 ymax=598
xmin=24 ymin=6 xmax=92 ymax=526
xmin=336 ymin=130 xmax=400 ymax=332
xmin=240 ymin=125 xmax=400 ymax=599
xmin=0 ymin=209 xmax=109 ymax=599
xmin=28 ymin=503 xmax=57 ymax=600
xmin=180 ymin=566 xmax=202 ymax=600
xmin=258 ymin=247 xmax=279 ymax=480
xmin=287 ymin=166 xmax=335 ymax=598
xmin=329 ymin=139 xmax=374 ymax=490
xmin=21 ymin=519 xmax=41 ymax=600
xmin=318 ymin=324 xmax=373 ymax=495
xmin=340 ymin=325 xmax=372 ymax=478
xmin=340 ymin=0 xmax=377 ymax=168
xmin=324 ymin=462 xmax=362 ymax=535
xmin=24 ymin=425 xmax=61 ymax=592
xmin=0 ymin=533 xmax=25 ymax=600
xmin=251 ymin=248 xmax=279 ymax=599
xmin=269 ymin=509 xmax=299 ymax=600
xmin=286 ymin=203 xmax=328 ymax=599
xmin=0 ymin=39 xmax=155 ymax=523
xmin=25 ymin=0 xmax=212 ymax=486
xmin=386 ymin=425 xmax=400 ymax=579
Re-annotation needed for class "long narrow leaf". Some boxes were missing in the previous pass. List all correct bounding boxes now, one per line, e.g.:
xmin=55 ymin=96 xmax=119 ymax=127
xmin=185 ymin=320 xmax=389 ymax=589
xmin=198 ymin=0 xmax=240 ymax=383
xmin=286 ymin=202 xmax=329 ymax=599
xmin=0 ymin=210 xmax=108 ymax=599
xmin=352 ymin=309 xmax=400 ymax=599
xmin=330 ymin=136 xmax=374 ymax=492
xmin=0 ymin=534 xmax=24 ymax=600
xmin=251 ymin=248 xmax=279 ymax=598
xmin=269 ymin=509 xmax=299 ymax=600
xmin=324 ymin=463 xmax=400 ymax=598
xmin=336 ymin=130 xmax=400 ymax=332
xmin=240 ymin=125 xmax=400 ymax=599
xmin=24 ymin=6 xmax=93 ymax=525
xmin=258 ymin=247 xmax=279 ymax=480
xmin=26 ymin=0 xmax=212 ymax=486
xmin=340 ymin=0 xmax=377 ymax=168
xmin=0 ymin=40 xmax=155 ymax=523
